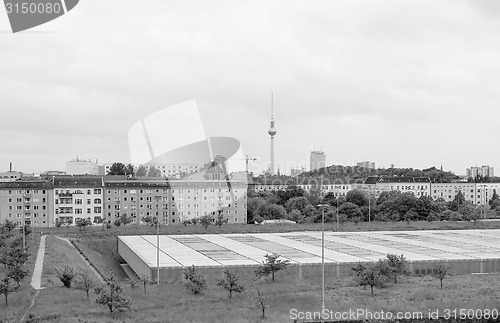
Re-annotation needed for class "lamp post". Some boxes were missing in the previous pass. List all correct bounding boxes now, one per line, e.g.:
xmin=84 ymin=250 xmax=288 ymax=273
xmin=335 ymin=187 xmax=339 ymax=231
xmin=479 ymin=185 xmax=486 ymax=223
xmin=317 ymin=203 xmax=328 ymax=313
xmin=154 ymin=195 xmax=161 ymax=284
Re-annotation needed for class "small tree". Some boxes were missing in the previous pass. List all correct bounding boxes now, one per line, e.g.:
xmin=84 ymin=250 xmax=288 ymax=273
xmin=217 ymin=269 xmax=244 ymax=302
xmin=385 ymin=254 xmax=408 ymax=284
xmin=434 ymin=265 xmax=448 ymax=289
xmin=199 ymin=215 xmax=212 ymax=230
xmin=119 ymin=214 xmax=133 ymax=226
xmin=0 ymin=277 xmax=18 ymax=306
xmin=76 ymin=271 xmax=96 ymax=301
xmin=95 ymin=272 xmax=132 ymax=317
xmin=56 ymin=266 xmax=76 ymax=288
xmin=7 ymin=264 xmax=27 ymax=287
xmin=140 ymin=275 xmax=149 ymax=295
xmin=253 ymin=283 xmax=269 ymax=319
xmin=215 ymin=213 xmax=227 ymax=228
xmin=3 ymin=220 xmax=17 ymax=232
xmin=255 ymin=253 xmax=290 ymax=281
xmin=353 ymin=262 xmax=387 ymax=296
xmin=183 ymin=265 xmax=207 ymax=294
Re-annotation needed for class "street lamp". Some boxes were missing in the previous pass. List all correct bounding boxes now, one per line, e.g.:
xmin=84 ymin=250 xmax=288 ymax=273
xmin=335 ymin=187 xmax=340 ymax=231
xmin=154 ymin=195 xmax=161 ymax=284
xmin=317 ymin=203 xmax=328 ymax=313
xmin=479 ymin=185 xmax=487 ymax=223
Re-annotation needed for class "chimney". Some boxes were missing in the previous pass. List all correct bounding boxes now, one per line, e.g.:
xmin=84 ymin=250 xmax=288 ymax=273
xmin=9 ymin=162 xmax=12 ymax=172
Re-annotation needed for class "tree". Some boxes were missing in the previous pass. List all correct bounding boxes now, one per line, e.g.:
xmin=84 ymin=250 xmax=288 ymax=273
xmin=141 ymin=215 xmax=157 ymax=226
xmin=7 ymin=264 xmax=27 ymax=287
xmin=140 ymin=275 xmax=149 ymax=295
xmin=183 ymin=265 xmax=207 ymax=294
xmin=199 ymin=215 xmax=212 ymax=230
xmin=95 ymin=272 xmax=132 ymax=317
xmin=404 ymin=210 xmax=418 ymax=225
xmin=448 ymin=191 xmax=466 ymax=212
xmin=253 ymin=283 xmax=269 ymax=319
xmin=285 ymin=196 xmax=310 ymax=213
xmin=489 ymin=189 xmax=500 ymax=210
xmin=352 ymin=261 xmax=388 ymax=296
xmin=287 ymin=209 xmax=302 ymax=223
xmin=0 ymin=277 xmax=18 ymax=306
xmin=346 ymin=189 xmax=369 ymax=207
xmin=76 ymin=270 xmax=96 ymax=301
xmin=135 ymin=165 xmax=148 ymax=178
xmin=338 ymin=202 xmax=362 ymax=220
xmin=124 ymin=164 xmax=134 ymax=176
xmin=75 ymin=218 xmax=91 ymax=231
xmin=108 ymin=162 xmax=127 ymax=175
xmin=118 ymin=213 xmax=133 ymax=226
xmin=434 ymin=265 xmax=448 ymax=289
xmin=56 ymin=266 xmax=76 ymax=288
xmin=255 ymin=253 xmax=290 ymax=281
xmin=385 ymin=254 xmax=408 ymax=283
xmin=3 ymin=220 xmax=17 ymax=232
xmin=214 ymin=212 xmax=227 ymax=228
xmin=147 ymin=166 xmax=162 ymax=178
xmin=253 ymin=203 xmax=287 ymax=220
xmin=217 ymin=269 xmax=244 ymax=302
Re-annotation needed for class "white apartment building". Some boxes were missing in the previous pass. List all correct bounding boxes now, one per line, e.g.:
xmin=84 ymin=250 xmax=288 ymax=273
xmin=373 ymin=177 xmax=431 ymax=197
xmin=431 ymin=182 xmax=500 ymax=205
xmin=102 ymin=163 xmax=203 ymax=178
xmin=66 ymin=158 xmax=99 ymax=175
xmin=53 ymin=177 xmax=104 ymax=225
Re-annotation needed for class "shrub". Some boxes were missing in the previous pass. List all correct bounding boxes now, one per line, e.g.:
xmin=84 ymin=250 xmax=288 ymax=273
xmin=56 ymin=266 xmax=76 ymax=288
xmin=183 ymin=265 xmax=207 ymax=294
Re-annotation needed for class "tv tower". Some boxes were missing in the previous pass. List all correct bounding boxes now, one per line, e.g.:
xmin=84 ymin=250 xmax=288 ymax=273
xmin=268 ymin=92 xmax=277 ymax=175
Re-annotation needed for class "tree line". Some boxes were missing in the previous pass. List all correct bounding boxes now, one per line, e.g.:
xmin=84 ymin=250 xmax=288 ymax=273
xmin=247 ymin=186 xmax=500 ymax=224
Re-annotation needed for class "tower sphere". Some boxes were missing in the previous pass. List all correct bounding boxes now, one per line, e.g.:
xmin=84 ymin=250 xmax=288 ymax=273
xmin=268 ymin=127 xmax=276 ymax=136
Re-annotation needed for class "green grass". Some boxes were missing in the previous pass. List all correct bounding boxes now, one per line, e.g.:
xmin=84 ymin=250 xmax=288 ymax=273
xmin=23 ymin=271 xmax=500 ymax=322
xmin=42 ymin=235 xmax=100 ymax=288
xmin=0 ymin=232 xmax=40 ymax=323
xmin=16 ymin=221 xmax=500 ymax=321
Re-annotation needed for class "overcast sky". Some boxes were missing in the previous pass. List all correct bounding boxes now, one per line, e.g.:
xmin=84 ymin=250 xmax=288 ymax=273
xmin=1 ymin=0 xmax=499 ymax=176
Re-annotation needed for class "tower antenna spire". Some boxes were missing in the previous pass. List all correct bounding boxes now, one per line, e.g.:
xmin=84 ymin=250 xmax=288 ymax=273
xmin=268 ymin=91 xmax=277 ymax=176
xmin=271 ymin=91 xmax=274 ymax=121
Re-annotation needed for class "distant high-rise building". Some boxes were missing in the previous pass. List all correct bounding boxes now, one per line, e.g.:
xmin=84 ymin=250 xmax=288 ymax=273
xmin=357 ymin=161 xmax=376 ymax=170
xmin=66 ymin=157 xmax=99 ymax=175
xmin=290 ymin=168 xmax=305 ymax=177
xmin=466 ymin=166 xmax=494 ymax=179
xmin=268 ymin=92 xmax=277 ymax=175
xmin=310 ymin=150 xmax=326 ymax=171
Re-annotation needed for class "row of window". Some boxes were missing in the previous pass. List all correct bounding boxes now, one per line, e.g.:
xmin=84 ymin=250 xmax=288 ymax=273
xmin=55 ymin=189 xmax=102 ymax=195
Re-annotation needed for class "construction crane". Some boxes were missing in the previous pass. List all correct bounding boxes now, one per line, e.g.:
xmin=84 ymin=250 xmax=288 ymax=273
xmin=243 ymin=155 xmax=258 ymax=174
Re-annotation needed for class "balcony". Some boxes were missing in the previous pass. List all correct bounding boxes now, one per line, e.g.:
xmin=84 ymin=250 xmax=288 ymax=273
xmin=59 ymin=192 xmax=73 ymax=197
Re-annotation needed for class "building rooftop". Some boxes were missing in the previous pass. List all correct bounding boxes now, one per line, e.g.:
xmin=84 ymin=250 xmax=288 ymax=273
xmin=119 ymin=229 xmax=500 ymax=269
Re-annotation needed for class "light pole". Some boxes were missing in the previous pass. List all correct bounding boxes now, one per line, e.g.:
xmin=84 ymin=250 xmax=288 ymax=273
xmin=336 ymin=187 xmax=339 ymax=231
xmin=317 ymin=203 xmax=328 ymax=313
xmin=154 ymin=195 xmax=161 ymax=284
xmin=479 ymin=185 xmax=486 ymax=223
